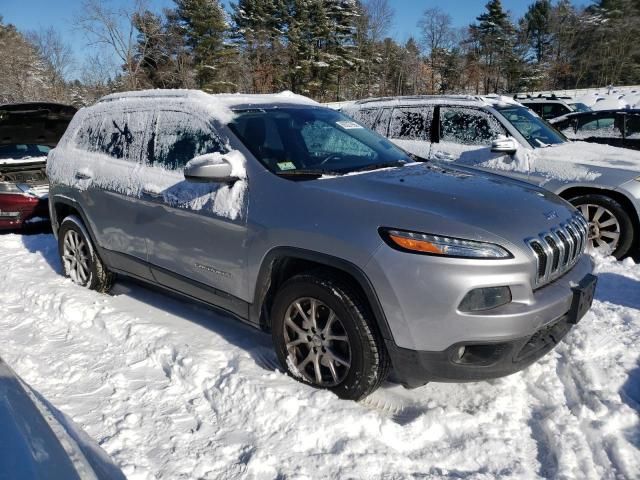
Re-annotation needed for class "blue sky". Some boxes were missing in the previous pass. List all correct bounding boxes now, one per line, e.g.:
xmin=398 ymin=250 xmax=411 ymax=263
xmin=1 ymin=0 xmax=577 ymax=78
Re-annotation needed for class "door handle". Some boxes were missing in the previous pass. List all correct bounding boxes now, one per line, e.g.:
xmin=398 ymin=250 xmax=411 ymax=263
xmin=75 ymin=171 xmax=93 ymax=180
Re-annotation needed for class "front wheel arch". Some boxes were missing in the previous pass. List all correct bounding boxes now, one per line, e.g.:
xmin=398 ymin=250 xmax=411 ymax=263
xmin=559 ymin=187 xmax=637 ymax=258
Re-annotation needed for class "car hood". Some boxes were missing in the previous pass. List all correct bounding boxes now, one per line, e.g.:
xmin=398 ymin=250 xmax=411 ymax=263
xmin=0 ymin=103 xmax=76 ymax=148
xmin=535 ymin=141 xmax=640 ymax=173
xmin=311 ymin=162 xmax=576 ymax=250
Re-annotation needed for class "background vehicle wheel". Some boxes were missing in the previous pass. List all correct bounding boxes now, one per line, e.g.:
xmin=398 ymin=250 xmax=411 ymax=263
xmin=271 ymin=271 xmax=390 ymax=401
xmin=58 ymin=215 xmax=114 ymax=292
xmin=568 ymin=194 xmax=634 ymax=259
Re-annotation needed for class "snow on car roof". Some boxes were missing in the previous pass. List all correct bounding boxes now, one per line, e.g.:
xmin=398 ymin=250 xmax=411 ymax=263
xmin=342 ymin=94 xmax=521 ymax=110
xmin=98 ymin=89 xmax=319 ymax=124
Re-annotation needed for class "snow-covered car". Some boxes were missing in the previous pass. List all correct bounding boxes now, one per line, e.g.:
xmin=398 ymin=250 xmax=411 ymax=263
xmin=341 ymin=95 xmax=640 ymax=259
xmin=0 ymin=356 xmax=125 ymax=479
xmin=0 ymin=102 xmax=76 ymax=230
xmin=550 ymin=109 xmax=640 ymax=151
xmin=46 ymin=90 xmax=596 ymax=400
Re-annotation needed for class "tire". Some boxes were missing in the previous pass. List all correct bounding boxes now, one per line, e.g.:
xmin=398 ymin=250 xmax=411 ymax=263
xmin=568 ymin=194 xmax=635 ymax=259
xmin=58 ymin=215 xmax=114 ymax=292
xmin=271 ymin=271 xmax=390 ymax=401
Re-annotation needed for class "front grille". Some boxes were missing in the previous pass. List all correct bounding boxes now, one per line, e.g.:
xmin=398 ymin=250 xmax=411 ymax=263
xmin=527 ymin=213 xmax=588 ymax=288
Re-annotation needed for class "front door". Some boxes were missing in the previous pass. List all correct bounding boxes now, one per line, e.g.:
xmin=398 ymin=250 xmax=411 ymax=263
xmin=140 ymin=109 xmax=249 ymax=315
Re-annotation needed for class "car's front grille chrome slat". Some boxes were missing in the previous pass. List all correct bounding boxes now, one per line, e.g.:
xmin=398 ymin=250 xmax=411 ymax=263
xmin=527 ymin=213 xmax=588 ymax=288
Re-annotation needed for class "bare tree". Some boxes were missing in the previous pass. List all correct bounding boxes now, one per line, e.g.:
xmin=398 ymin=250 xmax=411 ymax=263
xmin=418 ymin=7 xmax=455 ymax=93
xmin=365 ymin=0 xmax=394 ymax=43
xmin=26 ymin=27 xmax=74 ymax=101
xmin=76 ymin=0 xmax=149 ymax=89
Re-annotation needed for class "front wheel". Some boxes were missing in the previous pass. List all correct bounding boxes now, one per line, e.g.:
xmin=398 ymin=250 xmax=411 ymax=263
xmin=271 ymin=272 xmax=389 ymax=400
xmin=568 ymin=194 xmax=635 ymax=259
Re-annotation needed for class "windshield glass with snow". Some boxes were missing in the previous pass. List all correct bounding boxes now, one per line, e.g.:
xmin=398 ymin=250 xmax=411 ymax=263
xmin=496 ymin=105 xmax=566 ymax=148
xmin=229 ymin=107 xmax=413 ymax=176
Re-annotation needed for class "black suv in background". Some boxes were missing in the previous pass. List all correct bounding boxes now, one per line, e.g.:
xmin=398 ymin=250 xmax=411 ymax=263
xmin=551 ymin=109 xmax=640 ymax=151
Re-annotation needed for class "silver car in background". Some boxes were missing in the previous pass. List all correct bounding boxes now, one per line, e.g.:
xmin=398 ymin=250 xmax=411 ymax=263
xmin=342 ymin=95 xmax=640 ymax=259
xmin=47 ymin=90 xmax=596 ymax=399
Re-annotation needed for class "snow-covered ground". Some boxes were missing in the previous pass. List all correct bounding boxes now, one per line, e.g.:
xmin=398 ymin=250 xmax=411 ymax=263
xmin=524 ymin=86 xmax=640 ymax=110
xmin=0 ymin=232 xmax=638 ymax=479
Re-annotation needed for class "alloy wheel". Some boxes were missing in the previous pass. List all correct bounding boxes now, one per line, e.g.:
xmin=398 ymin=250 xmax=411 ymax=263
xmin=283 ymin=297 xmax=351 ymax=387
xmin=62 ymin=230 xmax=91 ymax=285
xmin=578 ymin=203 xmax=621 ymax=255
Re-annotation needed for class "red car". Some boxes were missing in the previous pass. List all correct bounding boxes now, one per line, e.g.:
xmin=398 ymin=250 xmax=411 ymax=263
xmin=0 ymin=103 xmax=76 ymax=230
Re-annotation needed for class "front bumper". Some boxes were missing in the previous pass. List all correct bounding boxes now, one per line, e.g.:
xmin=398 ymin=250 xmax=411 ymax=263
xmin=0 ymin=196 xmax=49 ymax=231
xmin=365 ymin=241 xmax=596 ymax=386
xmin=387 ymin=275 xmax=594 ymax=387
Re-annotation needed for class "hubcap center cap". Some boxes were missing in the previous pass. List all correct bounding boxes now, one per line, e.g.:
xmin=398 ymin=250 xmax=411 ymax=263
xmin=588 ymin=222 xmax=599 ymax=239
xmin=311 ymin=335 xmax=323 ymax=347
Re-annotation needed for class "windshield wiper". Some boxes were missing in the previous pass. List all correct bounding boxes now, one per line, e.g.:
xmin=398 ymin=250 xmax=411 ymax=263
xmin=348 ymin=160 xmax=407 ymax=173
xmin=274 ymin=169 xmax=342 ymax=179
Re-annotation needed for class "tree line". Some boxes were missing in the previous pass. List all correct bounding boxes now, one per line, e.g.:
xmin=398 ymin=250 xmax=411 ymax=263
xmin=1 ymin=0 xmax=639 ymax=106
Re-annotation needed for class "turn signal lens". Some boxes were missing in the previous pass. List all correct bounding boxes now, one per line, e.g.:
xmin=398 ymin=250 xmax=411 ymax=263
xmin=381 ymin=229 xmax=512 ymax=259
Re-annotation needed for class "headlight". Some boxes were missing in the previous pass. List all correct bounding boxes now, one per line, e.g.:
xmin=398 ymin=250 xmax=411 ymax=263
xmin=0 ymin=182 xmax=23 ymax=194
xmin=380 ymin=228 xmax=512 ymax=259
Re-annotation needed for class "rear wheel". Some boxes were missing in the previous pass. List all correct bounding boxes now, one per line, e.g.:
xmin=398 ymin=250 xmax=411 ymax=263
xmin=271 ymin=272 xmax=389 ymax=400
xmin=58 ymin=216 xmax=114 ymax=292
xmin=568 ymin=194 xmax=634 ymax=259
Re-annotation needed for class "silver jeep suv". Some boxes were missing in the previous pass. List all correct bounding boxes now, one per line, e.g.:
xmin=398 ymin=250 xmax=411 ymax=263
xmin=47 ymin=90 xmax=596 ymax=400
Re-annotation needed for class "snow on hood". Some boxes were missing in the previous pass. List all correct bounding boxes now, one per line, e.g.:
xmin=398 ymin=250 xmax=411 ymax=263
xmin=0 ymin=155 xmax=47 ymax=166
xmin=477 ymin=141 xmax=640 ymax=185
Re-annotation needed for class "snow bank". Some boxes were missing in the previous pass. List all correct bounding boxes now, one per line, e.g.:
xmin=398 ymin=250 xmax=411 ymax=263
xmin=0 ymin=233 xmax=638 ymax=479
xmin=523 ymin=86 xmax=640 ymax=111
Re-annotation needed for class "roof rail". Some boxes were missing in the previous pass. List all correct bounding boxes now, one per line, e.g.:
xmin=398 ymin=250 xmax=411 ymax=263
xmin=353 ymin=94 xmax=481 ymax=105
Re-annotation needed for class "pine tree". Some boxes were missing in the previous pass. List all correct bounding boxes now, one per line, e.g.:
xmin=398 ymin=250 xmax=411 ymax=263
xmin=173 ymin=0 xmax=238 ymax=92
xmin=231 ymin=0 xmax=288 ymax=93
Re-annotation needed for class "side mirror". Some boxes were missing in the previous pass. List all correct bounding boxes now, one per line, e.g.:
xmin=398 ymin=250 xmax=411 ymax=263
xmin=184 ymin=154 xmax=238 ymax=183
xmin=491 ymin=136 xmax=518 ymax=155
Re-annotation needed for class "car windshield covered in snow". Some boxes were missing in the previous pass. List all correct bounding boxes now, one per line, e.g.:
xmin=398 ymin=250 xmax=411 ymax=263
xmin=230 ymin=107 xmax=413 ymax=176
xmin=496 ymin=105 xmax=567 ymax=147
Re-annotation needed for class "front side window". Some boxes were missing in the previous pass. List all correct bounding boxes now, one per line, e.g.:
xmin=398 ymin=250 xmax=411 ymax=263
xmin=439 ymin=107 xmax=506 ymax=145
xmin=577 ymin=114 xmax=623 ymax=138
xmin=495 ymin=105 xmax=566 ymax=147
xmin=229 ymin=107 xmax=412 ymax=175
xmin=153 ymin=111 xmax=225 ymax=170
xmin=389 ymin=107 xmax=433 ymax=141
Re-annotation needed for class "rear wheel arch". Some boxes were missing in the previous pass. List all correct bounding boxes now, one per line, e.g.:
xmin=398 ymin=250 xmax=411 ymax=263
xmin=251 ymin=248 xmax=393 ymax=341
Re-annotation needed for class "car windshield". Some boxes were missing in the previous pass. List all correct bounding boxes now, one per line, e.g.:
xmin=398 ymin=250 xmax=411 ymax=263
xmin=0 ymin=144 xmax=50 ymax=160
xmin=229 ymin=107 xmax=414 ymax=176
xmin=495 ymin=106 xmax=566 ymax=147
xmin=570 ymin=103 xmax=592 ymax=113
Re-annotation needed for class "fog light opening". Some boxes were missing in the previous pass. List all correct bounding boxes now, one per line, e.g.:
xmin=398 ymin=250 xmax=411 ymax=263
xmin=458 ymin=286 xmax=512 ymax=312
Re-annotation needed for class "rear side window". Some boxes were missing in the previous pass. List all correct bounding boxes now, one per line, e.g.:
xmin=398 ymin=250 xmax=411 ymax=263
xmin=542 ymin=103 xmax=570 ymax=119
xmin=75 ymin=111 xmax=153 ymax=162
xmin=389 ymin=107 xmax=433 ymax=140
xmin=153 ymin=111 xmax=225 ymax=170
xmin=439 ymin=107 xmax=506 ymax=145
xmin=348 ymin=109 xmax=379 ymax=129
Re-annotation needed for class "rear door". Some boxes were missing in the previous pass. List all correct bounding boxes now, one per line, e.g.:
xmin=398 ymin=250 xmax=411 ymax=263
xmin=387 ymin=106 xmax=434 ymax=158
xmin=72 ymin=108 xmax=155 ymax=280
